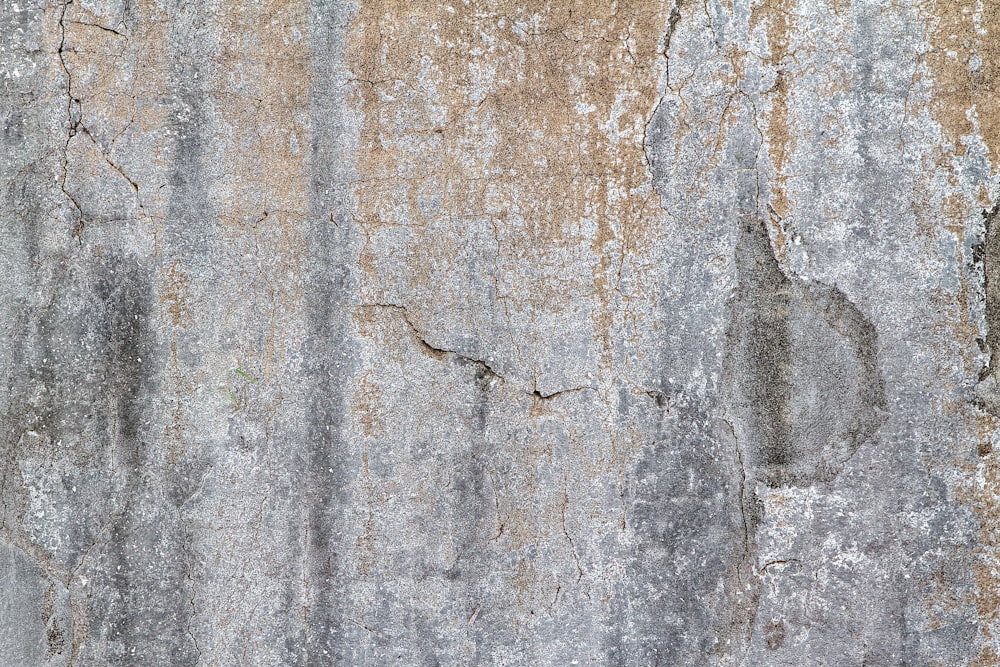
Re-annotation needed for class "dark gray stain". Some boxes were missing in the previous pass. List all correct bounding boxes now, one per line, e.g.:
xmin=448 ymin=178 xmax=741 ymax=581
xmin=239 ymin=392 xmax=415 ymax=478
xmin=728 ymin=216 xmax=794 ymax=470
xmin=87 ymin=259 xmax=199 ymax=666
xmin=298 ymin=2 xmax=357 ymax=664
xmin=974 ymin=200 xmax=1000 ymax=420
xmin=164 ymin=5 xmax=213 ymax=258
xmin=1 ymin=242 xmax=189 ymax=662
xmin=3 ymin=249 xmax=153 ymax=542
xmin=3 ymin=107 xmax=24 ymax=145
xmin=763 ymin=619 xmax=786 ymax=650
xmin=440 ymin=375 xmax=502 ymax=666
xmin=725 ymin=215 xmax=886 ymax=488
xmin=608 ymin=398 xmax=747 ymax=666
xmin=92 ymin=259 xmax=151 ymax=460
xmin=41 ymin=579 xmax=66 ymax=658
xmin=300 ymin=285 xmax=351 ymax=667
xmin=711 ymin=215 xmax=887 ymax=662
xmin=977 ymin=201 xmax=1000 ymax=379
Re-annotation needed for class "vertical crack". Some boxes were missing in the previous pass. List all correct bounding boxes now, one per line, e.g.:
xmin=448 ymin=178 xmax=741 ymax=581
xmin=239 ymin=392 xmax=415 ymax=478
xmin=561 ymin=477 xmax=584 ymax=585
xmin=184 ymin=545 xmax=202 ymax=664
xmin=722 ymin=415 xmax=760 ymax=665
xmin=57 ymin=3 xmax=143 ymax=236
xmin=721 ymin=417 xmax=754 ymax=586
xmin=735 ymin=441 xmax=752 ymax=584
xmin=643 ymin=0 xmax=682 ymax=200
xmin=662 ymin=0 xmax=683 ymax=85
xmin=57 ymin=1 xmax=84 ymax=241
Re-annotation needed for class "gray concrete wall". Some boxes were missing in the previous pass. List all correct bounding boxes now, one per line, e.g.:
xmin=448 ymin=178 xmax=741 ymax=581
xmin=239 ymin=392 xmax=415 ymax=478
xmin=1 ymin=0 xmax=998 ymax=664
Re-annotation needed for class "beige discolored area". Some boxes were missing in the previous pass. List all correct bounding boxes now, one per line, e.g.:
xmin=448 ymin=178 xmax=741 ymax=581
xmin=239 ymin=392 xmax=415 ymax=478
xmin=751 ymin=0 xmax=795 ymax=252
xmin=210 ymin=0 xmax=314 ymax=374
xmin=924 ymin=0 xmax=1000 ymax=164
xmin=349 ymin=0 xmax=668 ymax=390
xmin=922 ymin=2 xmax=1000 ymax=662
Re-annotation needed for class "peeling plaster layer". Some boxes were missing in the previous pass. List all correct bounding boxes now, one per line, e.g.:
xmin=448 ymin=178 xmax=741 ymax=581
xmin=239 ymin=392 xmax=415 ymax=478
xmin=2 ymin=0 xmax=1000 ymax=664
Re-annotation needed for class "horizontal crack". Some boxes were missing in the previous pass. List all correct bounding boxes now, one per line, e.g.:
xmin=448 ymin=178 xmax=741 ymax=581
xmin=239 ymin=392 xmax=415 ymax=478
xmin=530 ymin=384 xmax=596 ymax=401
xmin=359 ymin=303 xmax=502 ymax=379
xmin=67 ymin=19 xmax=127 ymax=39
xmin=759 ymin=559 xmax=800 ymax=576
xmin=358 ymin=303 xmax=597 ymax=401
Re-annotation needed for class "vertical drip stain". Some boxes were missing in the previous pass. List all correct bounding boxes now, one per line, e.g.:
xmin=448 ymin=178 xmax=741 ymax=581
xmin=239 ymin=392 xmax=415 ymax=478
xmin=301 ymin=1 xmax=357 ymax=663
xmin=729 ymin=215 xmax=794 ymax=469
xmin=751 ymin=0 xmax=796 ymax=233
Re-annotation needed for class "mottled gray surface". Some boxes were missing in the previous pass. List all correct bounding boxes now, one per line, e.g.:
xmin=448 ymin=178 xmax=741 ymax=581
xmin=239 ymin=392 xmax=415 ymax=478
xmin=3 ymin=0 xmax=1000 ymax=665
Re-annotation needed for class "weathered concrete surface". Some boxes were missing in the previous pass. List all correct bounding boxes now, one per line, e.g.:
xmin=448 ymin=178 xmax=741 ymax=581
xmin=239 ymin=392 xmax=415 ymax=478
xmin=2 ymin=0 xmax=999 ymax=664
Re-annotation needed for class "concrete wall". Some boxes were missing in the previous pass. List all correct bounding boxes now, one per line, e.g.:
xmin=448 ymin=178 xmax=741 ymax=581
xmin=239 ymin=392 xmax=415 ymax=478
xmin=1 ymin=0 xmax=998 ymax=664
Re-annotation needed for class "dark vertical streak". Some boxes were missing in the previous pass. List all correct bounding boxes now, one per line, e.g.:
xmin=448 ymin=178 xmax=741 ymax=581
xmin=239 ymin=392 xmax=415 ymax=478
xmin=90 ymin=5 xmax=217 ymax=663
xmin=301 ymin=2 xmax=357 ymax=664
xmin=721 ymin=212 xmax=886 ymax=658
xmin=976 ymin=200 xmax=1000 ymax=385
xmin=729 ymin=216 xmax=794 ymax=469
xmin=96 ymin=259 xmax=161 ymax=665
xmin=807 ymin=282 xmax=886 ymax=456
xmin=164 ymin=8 xmax=213 ymax=260
xmin=441 ymin=368 xmax=499 ymax=666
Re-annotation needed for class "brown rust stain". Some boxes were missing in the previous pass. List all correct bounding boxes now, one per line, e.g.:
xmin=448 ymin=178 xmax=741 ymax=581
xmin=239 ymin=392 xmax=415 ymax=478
xmin=213 ymin=0 xmax=313 ymax=376
xmin=354 ymin=372 xmax=386 ymax=438
xmin=921 ymin=26 xmax=1000 ymax=639
xmin=161 ymin=260 xmax=192 ymax=328
xmin=214 ymin=0 xmax=312 ymax=228
xmin=751 ymin=0 xmax=795 ymax=249
xmin=354 ymin=446 xmax=387 ymax=578
xmin=953 ymin=403 xmax=1000 ymax=661
xmin=349 ymin=0 xmax=668 ymax=368
xmin=975 ymin=645 xmax=1000 ymax=667
xmin=924 ymin=0 xmax=1000 ymax=164
xmin=927 ymin=8 xmax=1000 ymax=641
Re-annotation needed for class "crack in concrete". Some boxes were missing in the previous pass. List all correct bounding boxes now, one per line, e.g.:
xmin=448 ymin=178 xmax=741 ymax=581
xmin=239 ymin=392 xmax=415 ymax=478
xmin=57 ymin=1 xmax=84 ymax=242
xmin=561 ymin=478 xmax=584 ymax=585
xmin=56 ymin=1 xmax=144 ymax=244
xmin=976 ymin=197 xmax=1000 ymax=385
xmin=360 ymin=303 xmax=599 ymax=401
xmin=719 ymin=408 xmax=760 ymax=665
xmin=722 ymin=415 xmax=753 ymax=588
xmin=67 ymin=19 xmax=127 ymax=39
xmin=759 ymin=558 xmax=800 ymax=576
xmin=77 ymin=124 xmax=144 ymax=206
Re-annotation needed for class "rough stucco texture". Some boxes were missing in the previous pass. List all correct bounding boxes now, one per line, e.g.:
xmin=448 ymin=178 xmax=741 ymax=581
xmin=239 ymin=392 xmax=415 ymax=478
xmin=3 ymin=0 xmax=1000 ymax=665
